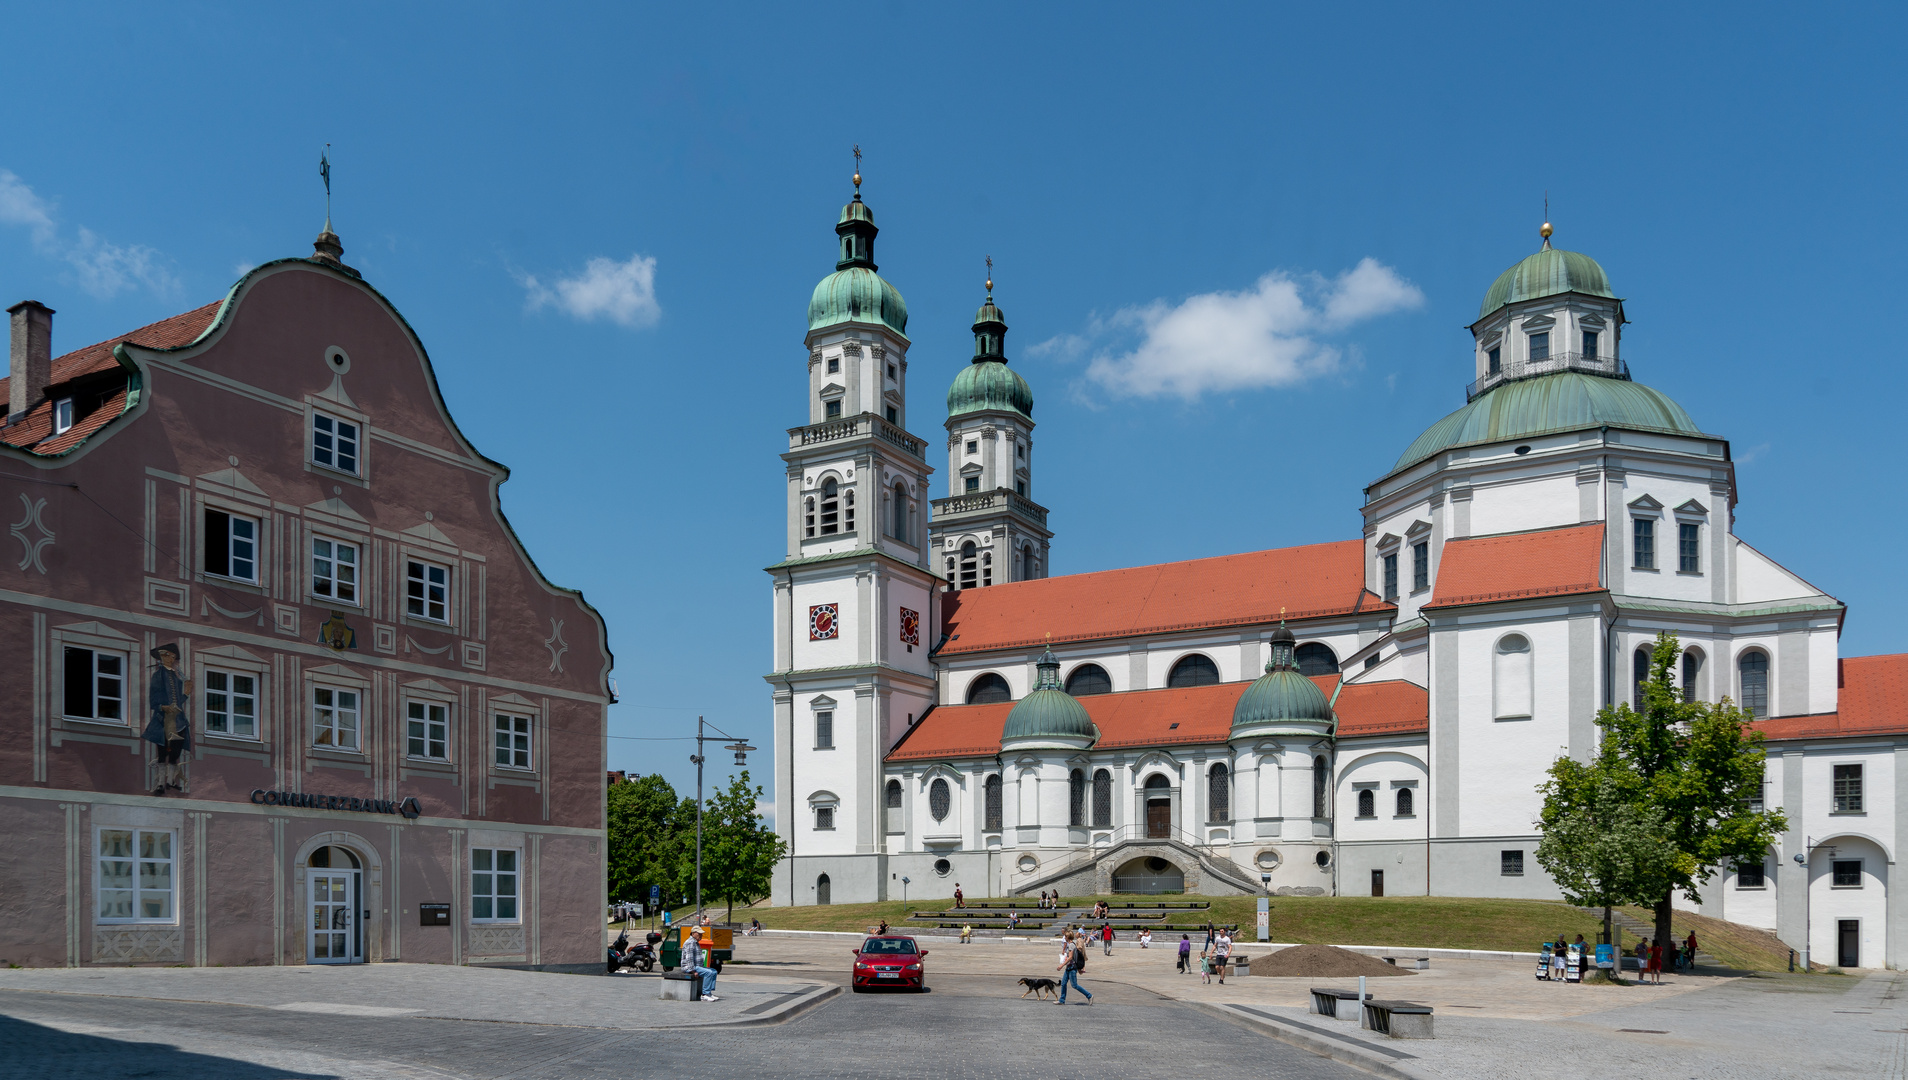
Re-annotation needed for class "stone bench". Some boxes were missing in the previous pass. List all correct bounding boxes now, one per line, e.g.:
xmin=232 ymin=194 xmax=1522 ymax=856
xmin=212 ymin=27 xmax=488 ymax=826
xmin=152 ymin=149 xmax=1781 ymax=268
xmin=1382 ymin=956 xmax=1430 ymax=970
xmin=659 ymin=970 xmax=701 ymax=1001
xmin=1308 ymin=987 xmax=1371 ymax=1020
xmin=1361 ymin=999 xmax=1433 ymax=1039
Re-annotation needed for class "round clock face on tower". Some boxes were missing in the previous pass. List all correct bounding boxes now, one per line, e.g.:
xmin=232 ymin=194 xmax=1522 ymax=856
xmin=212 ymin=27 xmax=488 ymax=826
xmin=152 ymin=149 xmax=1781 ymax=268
xmin=809 ymin=603 xmax=839 ymax=640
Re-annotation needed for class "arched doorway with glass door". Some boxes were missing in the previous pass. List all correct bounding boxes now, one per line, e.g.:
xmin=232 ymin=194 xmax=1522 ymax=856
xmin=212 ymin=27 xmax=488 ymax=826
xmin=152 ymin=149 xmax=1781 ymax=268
xmin=308 ymin=845 xmax=363 ymax=964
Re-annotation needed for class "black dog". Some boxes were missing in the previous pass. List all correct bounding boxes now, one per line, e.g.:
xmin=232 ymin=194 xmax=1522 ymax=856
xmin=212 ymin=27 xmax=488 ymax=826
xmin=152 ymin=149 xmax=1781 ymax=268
xmin=1018 ymin=977 xmax=1059 ymax=1000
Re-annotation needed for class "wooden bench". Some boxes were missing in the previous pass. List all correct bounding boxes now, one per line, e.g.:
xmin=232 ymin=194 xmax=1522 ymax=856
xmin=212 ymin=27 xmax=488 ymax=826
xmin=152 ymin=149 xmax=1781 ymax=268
xmin=1308 ymin=987 xmax=1371 ymax=1020
xmin=1361 ymin=999 xmax=1433 ymax=1039
xmin=1382 ymin=956 xmax=1430 ymax=970
xmin=659 ymin=970 xmax=701 ymax=1002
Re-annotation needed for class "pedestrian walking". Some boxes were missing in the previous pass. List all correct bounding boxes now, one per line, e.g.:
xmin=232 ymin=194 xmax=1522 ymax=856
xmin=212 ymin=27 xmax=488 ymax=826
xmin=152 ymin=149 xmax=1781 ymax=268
xmin=1204 ymin=922 xmax=1216 ymax=951
xmin=1056 ymin=930 xmax=1093 ymax=1005
xmin=1178 ymin=934 xmax=1192 ymax=973
xmin=1684 ymin=930 xmax=1699 ymax=970
xmin=1215 ymin=928 xmax=1232 ymax=984
xmin=1633 ymin=938 xmax=1649 ymax=979
xmin=1199 ymin=945 xmax=1213 ymax=984
xmin=1648 ymin=940 xmax=1663 ymax=984
xmin=954 ymin=884 xmax=964 ymax=909
xmin=1101 ymin=923 xmax=1115 ymax=955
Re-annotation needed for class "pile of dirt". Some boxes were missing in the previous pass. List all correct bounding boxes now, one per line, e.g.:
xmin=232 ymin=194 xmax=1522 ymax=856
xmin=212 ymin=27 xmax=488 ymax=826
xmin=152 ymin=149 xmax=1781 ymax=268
xmin=1246 ymin=943 xmax=1413 ymax=978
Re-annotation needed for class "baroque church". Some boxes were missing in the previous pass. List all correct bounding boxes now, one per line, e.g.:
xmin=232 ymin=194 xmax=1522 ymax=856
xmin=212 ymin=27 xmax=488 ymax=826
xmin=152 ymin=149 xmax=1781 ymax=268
xmin=766 ymin=174 xmax=1908 ymax=971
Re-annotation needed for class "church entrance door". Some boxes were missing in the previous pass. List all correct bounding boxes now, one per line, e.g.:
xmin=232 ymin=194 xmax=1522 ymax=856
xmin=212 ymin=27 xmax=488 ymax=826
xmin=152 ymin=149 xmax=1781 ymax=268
xmin=1145 ymin=800 xmax=1170 ymax=839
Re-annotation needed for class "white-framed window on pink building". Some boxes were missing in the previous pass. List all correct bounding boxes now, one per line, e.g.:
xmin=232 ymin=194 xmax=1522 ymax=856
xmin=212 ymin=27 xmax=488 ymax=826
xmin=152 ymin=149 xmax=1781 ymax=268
xmin=471 ymin=848 xmax=520 ymax=922
xmin=495 ymin=713 xmax=532 ymax=770
xmin=63 ymin=646 xmax=126 ymax=722
xmin=203 ymin=669 xmax=257 ymax=738
xmin=312 ymin=537 xmax=359 ymax=604
xmin=312 ymin=687 xmax=360 ymax=750
xmin=97 ymin=827 xmax=174 ymax=923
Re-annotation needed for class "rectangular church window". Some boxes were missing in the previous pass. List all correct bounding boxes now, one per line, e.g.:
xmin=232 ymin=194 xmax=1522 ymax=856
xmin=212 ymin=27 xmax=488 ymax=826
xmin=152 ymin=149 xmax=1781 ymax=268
xmin=1633 ymin=518 xmax=1655 ymax=570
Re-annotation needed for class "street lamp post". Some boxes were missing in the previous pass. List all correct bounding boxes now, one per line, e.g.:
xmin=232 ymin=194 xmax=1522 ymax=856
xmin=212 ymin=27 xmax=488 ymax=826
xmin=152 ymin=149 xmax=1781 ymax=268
xmin=692 ymin=715 xmax=756 ymax=922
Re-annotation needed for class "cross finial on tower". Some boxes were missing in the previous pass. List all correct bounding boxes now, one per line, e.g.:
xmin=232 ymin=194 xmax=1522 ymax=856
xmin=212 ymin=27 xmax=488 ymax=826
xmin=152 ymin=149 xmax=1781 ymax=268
xmin=986 ymin=255 xmax=994 ymax=299
xmin=319 ymin=143 xmax=332 ymax=231
xmin=1540 ymin=191 xmax=1552 ymax=249
xmin=852 ymin=144 xmax=862 ymax=196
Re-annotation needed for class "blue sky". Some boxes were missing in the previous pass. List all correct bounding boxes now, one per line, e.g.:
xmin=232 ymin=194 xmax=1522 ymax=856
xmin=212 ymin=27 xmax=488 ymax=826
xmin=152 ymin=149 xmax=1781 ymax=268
xmin=4 ymin=3 xmax=1902 ymax=803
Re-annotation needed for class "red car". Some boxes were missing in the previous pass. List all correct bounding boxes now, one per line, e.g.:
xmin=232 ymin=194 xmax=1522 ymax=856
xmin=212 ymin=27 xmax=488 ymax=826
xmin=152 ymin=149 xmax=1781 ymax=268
xmin=850 ymin=935 xmax=928 ymax=992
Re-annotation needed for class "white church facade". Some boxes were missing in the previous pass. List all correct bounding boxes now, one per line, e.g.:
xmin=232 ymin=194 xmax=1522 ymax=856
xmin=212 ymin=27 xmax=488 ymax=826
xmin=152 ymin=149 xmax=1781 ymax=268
xmin=766 ymin=184 xmax=1908 ymax=971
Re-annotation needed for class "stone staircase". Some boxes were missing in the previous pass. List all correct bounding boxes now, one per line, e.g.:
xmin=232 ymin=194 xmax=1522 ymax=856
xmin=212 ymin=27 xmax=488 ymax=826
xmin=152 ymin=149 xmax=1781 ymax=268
xmin=1573 ymin=906 xmax=1720 ymax=966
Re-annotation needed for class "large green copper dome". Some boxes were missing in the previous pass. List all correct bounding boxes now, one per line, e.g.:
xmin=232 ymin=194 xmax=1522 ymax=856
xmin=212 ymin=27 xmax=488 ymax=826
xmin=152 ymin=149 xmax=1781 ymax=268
xmin=948 ymin=362 xmax=1032 ymax=419
xmin=809 ymin=268 xmax=908 ymax=337
xmin=1232 ymin=628 xmax=1334 ymax=735
xmin=947 ymin=292 xmax=1033 ymax=419
xmin=1002 ymin=650 xmax=1097 ymax=743
xmin=1395 ymin=371 xmax=1701 ymax=471
xmin=808 ymin=193 xmax=909 ymax=338
xmin=1477 ymin=245 xmax=1615 ymax=322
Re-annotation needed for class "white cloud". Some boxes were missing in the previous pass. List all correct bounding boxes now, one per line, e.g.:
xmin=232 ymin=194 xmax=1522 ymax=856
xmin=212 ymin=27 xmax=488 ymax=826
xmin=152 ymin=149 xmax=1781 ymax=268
xmin=754 ymin=799 xmax=775 ymax=829
xmin=0 ymin=168 xmax=177 ymax=299
xmin=1060 ymin=258 xmax=1423 ymax=401
xmin=519 ymin=253 xmax=661 ymax=328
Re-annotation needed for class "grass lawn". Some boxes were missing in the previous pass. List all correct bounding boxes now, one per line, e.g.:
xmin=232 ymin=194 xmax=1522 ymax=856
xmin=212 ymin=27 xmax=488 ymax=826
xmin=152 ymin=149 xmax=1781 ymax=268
xmin=717 ymin=894 xmax=1609 ymax=956
xmin=1616 ymin=906 xmax=1806 ymax=974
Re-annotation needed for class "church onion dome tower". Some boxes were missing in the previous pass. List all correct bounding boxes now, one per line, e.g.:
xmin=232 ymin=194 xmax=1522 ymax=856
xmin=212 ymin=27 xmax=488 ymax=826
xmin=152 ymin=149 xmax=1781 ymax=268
xmin=947 ymin=287 xmax=1033 ymax=419
xmin=807 ymin=173 xmax=909 ymax=338
xmin=1392 ymin=223 xmax=1709 ymax=474
xmin=1231 ymin=624 xmax=1335 ymax=739
xmin=1001 ymin=647 xmax=1098 ymax=749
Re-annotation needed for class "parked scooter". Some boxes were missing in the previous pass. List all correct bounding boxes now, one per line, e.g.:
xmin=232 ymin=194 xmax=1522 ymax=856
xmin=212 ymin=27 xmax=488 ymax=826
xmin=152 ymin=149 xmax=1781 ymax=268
xmin=608 ymin=929 xmax=660 ymax=973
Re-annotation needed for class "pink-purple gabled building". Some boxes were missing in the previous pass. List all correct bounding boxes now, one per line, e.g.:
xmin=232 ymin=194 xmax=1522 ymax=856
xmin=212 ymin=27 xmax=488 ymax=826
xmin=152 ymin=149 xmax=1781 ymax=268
xmin=0 ymin=226 xmax=613 ymax=970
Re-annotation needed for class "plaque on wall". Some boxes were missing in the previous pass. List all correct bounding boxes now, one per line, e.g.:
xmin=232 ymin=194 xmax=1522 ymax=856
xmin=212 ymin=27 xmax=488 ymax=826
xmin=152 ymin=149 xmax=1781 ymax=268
xmin=419 ymin=903 xmax=451 ymax=926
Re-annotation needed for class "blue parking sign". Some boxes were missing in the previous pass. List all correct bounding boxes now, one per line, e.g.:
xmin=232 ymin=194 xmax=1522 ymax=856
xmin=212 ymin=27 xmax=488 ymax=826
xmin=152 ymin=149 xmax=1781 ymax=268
xmin=650 ymin=885 xmax=660 ymax=902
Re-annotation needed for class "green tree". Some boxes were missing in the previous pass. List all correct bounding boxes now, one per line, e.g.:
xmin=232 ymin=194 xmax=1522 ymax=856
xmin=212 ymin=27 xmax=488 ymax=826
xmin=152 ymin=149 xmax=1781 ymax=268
xmin=1543 ymin=632 xmax=1785 ymax=950
xmin=606 ymin=774 xmax=686 ymax=909
xmin=1537 ymin=768 xmax=1683 ymax=951
xmin=694 ymin=770 xmax=787 ymax=924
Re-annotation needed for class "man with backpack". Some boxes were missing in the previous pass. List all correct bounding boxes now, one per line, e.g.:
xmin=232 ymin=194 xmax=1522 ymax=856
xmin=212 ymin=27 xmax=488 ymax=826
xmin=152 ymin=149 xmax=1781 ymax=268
xmin=1056 ymin=930 xmax=1093 ymax=1005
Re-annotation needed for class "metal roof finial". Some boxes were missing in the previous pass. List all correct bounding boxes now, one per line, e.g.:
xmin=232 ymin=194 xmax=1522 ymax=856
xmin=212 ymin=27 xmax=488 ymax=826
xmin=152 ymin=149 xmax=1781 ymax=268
xmin=985 ymin=255 xmax=994 ymax=300
xmin=852 ymin=144 xmax=862 ymax=198
xmin=320 ymin=144 xmax=332 ymax=232
xmin=1540 ymin=192 xmax=1552 ymax=249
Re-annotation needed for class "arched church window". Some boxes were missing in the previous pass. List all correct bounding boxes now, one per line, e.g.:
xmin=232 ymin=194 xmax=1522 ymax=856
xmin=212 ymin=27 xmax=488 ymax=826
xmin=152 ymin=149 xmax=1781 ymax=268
xmin=1739 ymin=650 xmax=1769 ymax=717
xmin=885 ymin=779 xmax=902 ymax=834
xmin=1020 ymin=545 xmax=1034 ymax=581
xmin=1167 ymin=654 xmax=1219 ymax=688
xmin=1065 ymin=664 xmax=1111 ymax=696
xmin=819 ymin=479 xmax=840 ymax=535
xmin=1494 ymin=634 xmax=1533 ymax=719
xmin=958 ymin=542 xmax=979 ymax=590
xmin=1634 ymin=645 xmax=1653 ymax=710
xmin=816 ymin=873 xmax=831 ymax=905
xmin=1396 ymin=787 xmax=1414 ymax=817
xmin=1682 ymin=649 xmax=1703 ymax=703
xmin=1069 ymin=769 xmax=1086 ymax=827
xmin=966 ymin=673 xmax=1011 ymax=704
xmin=1208 ymin=764 xmax=1230 ymax=823
xmin=1092 ymin=769 xmax=1111 ymax=828
xmin=892 ymin=483 xmax=908 ymax=542
xmin=929 ymin=778 xmax=951 ymax=822
xmin=982 ymin=550 xmax=993 ymax=586
xmin=984 ymin=774 xmax=1002 ymax=832
xmin=1312 ymin=756 xmax=1329 ymax=818
xmin=1357 ymin=789 xmax=1375 ymax=818
xmin=1295 ymin=643 xmax=1339 ymax=676
xmin=844 ymin=488 xmax=854 ymax=532
xmin=804 ymin=497 xmax=815 ymax=538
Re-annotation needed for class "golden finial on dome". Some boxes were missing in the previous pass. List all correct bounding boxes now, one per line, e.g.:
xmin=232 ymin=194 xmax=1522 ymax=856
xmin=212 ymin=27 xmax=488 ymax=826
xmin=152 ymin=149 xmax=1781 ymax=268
xmin=852 ymin=144 xmax=862 ymax=195
xmin=1540 ymin=193 xmax=1552 ymax=248
xmin=985 ymin=255 xmax=994 ymax=299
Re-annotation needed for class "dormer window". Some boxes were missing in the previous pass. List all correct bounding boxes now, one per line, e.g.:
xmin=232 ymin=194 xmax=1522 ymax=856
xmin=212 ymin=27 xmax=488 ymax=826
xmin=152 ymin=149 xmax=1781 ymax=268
xmin=965 ymin=476 xmax=980 ymax=493
xmin=825 ymin=400 xmax=842 ymax=419
xmin=885 ymin=405 xmax=897 ymax=423
xmin=1487 ymin=347 xmax=1501 ymax=375
xmin=1528 ymin=332 xmax=1550 ymax=361
xmin=1582 ymin=330 xmax=1599 ymax=359
xmin=52 ymin=397 xmax=74 ymax=435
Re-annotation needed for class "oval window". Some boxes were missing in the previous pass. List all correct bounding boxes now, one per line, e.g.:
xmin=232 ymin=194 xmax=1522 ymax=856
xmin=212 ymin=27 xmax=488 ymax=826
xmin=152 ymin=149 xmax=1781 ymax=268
xmin=929 ymin=778 xmax=951 ymax=821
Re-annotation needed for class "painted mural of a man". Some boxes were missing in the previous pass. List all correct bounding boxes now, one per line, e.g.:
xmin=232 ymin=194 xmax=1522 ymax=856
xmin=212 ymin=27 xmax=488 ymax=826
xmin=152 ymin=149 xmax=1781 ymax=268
xmin=144 ymin=644 xmax=194 ymax=795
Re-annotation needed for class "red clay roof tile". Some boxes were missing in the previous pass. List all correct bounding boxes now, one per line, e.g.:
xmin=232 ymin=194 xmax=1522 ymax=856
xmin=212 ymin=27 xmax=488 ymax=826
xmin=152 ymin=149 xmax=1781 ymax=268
xmin=1754 ymin=653 xmax=1908 ymax=740
xmin=885 ymin=674 xmax=1428 ymax=762
xmin=1423 ymin=523 xmax=1605 ymax=610
xmin=939 ymin=540 xmax=1390 ymax=655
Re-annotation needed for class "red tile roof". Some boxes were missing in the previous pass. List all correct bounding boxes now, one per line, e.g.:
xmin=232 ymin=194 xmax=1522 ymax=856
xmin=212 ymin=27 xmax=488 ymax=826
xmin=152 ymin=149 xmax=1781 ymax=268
xmin=939 ymin=540 xmax=1391 ymax=655
xmin=0 ymin=300 xmax=221 ymax=456
xmin=1423 ymin=523 xmax=1605 ymax=610
xmin=886 ymin=674 xmax=1428 ymax=762
xmin=1754 ymin=653 xmax=1908 ymax=741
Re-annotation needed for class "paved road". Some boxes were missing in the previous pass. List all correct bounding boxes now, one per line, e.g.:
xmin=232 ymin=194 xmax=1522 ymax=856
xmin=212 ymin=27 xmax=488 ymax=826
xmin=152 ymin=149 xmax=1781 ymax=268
xmin=0 ymin=970 xmax=1365 ymax=1080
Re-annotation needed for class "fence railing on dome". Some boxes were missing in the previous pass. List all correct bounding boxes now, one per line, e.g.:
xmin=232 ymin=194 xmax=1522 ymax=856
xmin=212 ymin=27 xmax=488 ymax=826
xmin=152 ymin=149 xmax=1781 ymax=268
xmin=1465 ymin=351 xmax=1630 ymax=401
xmin=1006 ymin=822 xmax=1226 ymax=894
